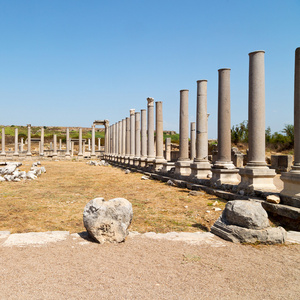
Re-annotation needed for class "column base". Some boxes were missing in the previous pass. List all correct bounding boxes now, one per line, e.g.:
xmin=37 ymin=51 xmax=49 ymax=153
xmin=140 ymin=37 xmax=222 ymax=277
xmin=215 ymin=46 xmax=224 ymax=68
xmin=133 ymin=157 xmax=140 ymax=166
xmin=129 ymin=156 xmax=134 ymax=165
xmin=190 ymin=161 xmax=212 ymax=179
xmin=154 ymin=158 xmax=167 ymax=171
xmin=238 ymin=166 xmax=277 ymax=193
xmin=139 ymin=157 xmax=147 ymax=167
xmin=124 ymin=156 xmax=129 ymax=164
xmin=175 ymin=160 xmax=191 ymax=176
xmin=161 ymin=162 xmax=175 ymax=173
xmin=210 ymin=168 xmax=239 ymax=187
xmin=146 ymin=157 xmax=155 ymax=168
xmin=280 ymin=169 xmax=300 ymax=207
xmin=65 ymin=154 xmax=71 ymax=160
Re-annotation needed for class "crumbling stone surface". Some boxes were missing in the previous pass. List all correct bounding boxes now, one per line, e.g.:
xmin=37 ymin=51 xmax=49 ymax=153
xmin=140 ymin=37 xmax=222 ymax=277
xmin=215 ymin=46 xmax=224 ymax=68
xmin=83 ymin=197 xmax=133 ymax=244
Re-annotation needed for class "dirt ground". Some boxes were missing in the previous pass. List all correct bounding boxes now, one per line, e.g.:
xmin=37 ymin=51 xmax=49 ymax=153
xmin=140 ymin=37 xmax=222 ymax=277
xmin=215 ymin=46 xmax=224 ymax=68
xmin=0 ymin=234 xmax=299 ymax=299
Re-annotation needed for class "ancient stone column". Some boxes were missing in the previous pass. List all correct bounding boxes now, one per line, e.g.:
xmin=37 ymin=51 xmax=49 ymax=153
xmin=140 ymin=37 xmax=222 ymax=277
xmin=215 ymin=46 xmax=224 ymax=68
xmin=1 ymin=128 xmax=5 ymax=157
xmin=98 ymin=138 xmax=101 ymax=150
xmin=190 ymin=122 xmax=196 ymax=161
xmin=78 ymin=128 xmax=83 ymax=158
xmin=146 ymin=97 xmax=155 ymax=166
xmin=115 ymin=122 xmax=119 ymax=161
xmin=27 ymin=124 xmax=32 ymax=156
xmin=154 ymin=101 xmax=166 ymax=171
xmin=239 ymin=51 xmax=276 ymax=192
xmin=175 ymin=90 xmax=191 ymax=176
xmin=129 ymin=109 xmax=135 ymax=164
xmin=122 ymin=119 xmax=126 ymax=159
xmin=65 ymin=128 xmax=70 ymax=158
xmin=281 ymin=47 xmax=300 ymax=202
xmin=125 ymin=117 xmax=130 ymax=164
xmin=91 ymin=125 xmax=96 ymax=158
xmin=165 ymin=138 xmax=171 ymax=161
xmin=140 ymin=109 xmax=147 ymax=167
xmin=190 ymin=80 xmax=212 ymax=179
xmin=40 ymin=127 xmax=44 ymax=156
xmin=118 ymin=120 xmax=122 ymax=157
xmin=13 ymin=128 xmax=19 ymax=156
xmin=134 ymin=112 xmax=141 ymax=166
xmin=59 ymin=139 xmax=62 ymax=151
xmin=211 ymin=69 xmax=238 ymax=186
xmin=53 ymin=134 xmax=58 ymax=157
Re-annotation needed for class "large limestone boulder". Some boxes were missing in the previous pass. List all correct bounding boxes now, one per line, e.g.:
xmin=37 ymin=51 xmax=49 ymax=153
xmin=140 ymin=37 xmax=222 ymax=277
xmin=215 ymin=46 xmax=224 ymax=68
xmin=83 ymin=197 xmax=133 ymax=244
xmin=211 ymin=200 xmax=286 ymax=244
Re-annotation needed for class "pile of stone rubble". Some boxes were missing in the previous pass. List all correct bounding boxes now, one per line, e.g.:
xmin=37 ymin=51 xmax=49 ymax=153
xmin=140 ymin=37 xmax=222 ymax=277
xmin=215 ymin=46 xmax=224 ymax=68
xmin=86 ymin=160 xmax=110 ymax=166
xmin=0 ymin=161 xmax=46 ymax=182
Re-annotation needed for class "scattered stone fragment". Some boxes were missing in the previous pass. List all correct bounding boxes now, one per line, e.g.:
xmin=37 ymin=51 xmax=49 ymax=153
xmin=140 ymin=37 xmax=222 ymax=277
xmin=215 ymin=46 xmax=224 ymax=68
xmin=141 ymin=175 xmax=149 ymax=180
xmin=189 ymin=190 xmax=205 ymax=196
xmin=26 ymin=171 xmax=37 ymax=180
xmin=266 ymin=195 xmax=280 ymax=204
xmin=184 ymin=205 xmax=188 ymax=209
xmin=83 ymin=197 xmax=133 ymax=244
xmin=0 ymin=176 xmax=5 ymax=182
xmin=167 ymin=180 xmax=175 ymax=186
xmin=211 ymin=200 xmax=286 ymax=244
xmin=125 ymin=169 xmax=131 ymax=174
xmin=0 ymin=164 xmax=17 ymax=175
xmin=212 ymin=201 xmax=219 ymax=206
xmin=214 ymin=207 xmax=222 ymax=211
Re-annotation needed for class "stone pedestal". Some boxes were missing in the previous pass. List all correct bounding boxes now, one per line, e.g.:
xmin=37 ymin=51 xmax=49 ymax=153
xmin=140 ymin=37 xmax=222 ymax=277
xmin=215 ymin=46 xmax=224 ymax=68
xmin=211 ymin=70 xmax=238 ymax=186
xmin=281 ymin=47 xmax=300 ymax=203
xmin=175 ymin=90 xmax=191 ymax=176
xmin=238 ymin=51 xmax=276 ymax=192
xmin=190 ymin=80 xmax=212 ymax=179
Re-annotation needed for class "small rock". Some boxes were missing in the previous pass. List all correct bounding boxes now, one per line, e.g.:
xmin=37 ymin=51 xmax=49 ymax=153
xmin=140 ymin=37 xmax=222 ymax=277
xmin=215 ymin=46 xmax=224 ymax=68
xmin=214 ymin=207 xmax=222 ymax=211
xmin=239 ymin=190 xmax=245 ymax=196
xmin=26 ymin=171 xmax=37 ymax=180
xmin=184 ymin=205 xmax=188 ymax=209
xmin=212 ymin=201 xmax=219 ymax=206
xmin=0 ymin=176 xmax=5 ymax=182
xmin=125 ymin=169 xmax=131 ymax=174
xmin=266 ymin=195 xmax=280 ymax=204
xmin=167 ymin=180 xmax=175 ymax=186
xmin=206 ymin=210 xmax=210 ymax=213
xmin=189 ymin=191 xmax=205 ymax=196
xmin=141 ymin=175 xmax=149 ymax=180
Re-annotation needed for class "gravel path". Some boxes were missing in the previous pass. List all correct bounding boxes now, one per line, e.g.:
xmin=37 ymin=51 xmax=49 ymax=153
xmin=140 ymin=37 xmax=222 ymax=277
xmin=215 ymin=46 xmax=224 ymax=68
xmin=0 ymin=232 xmax=299 ymax=299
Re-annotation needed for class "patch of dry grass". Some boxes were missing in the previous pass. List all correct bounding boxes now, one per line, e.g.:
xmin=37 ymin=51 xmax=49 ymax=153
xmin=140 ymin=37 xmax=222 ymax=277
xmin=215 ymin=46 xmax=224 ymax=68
xmin=0 ymin=160 xmax=224 ymax=233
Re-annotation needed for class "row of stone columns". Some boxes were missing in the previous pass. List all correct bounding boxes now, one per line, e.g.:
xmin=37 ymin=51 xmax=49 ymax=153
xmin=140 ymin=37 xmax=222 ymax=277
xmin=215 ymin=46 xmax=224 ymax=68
xmin=105 ymin=49 xmax=300 ymax=199
xmin=0 ymin=126 xmax=103 ymax=158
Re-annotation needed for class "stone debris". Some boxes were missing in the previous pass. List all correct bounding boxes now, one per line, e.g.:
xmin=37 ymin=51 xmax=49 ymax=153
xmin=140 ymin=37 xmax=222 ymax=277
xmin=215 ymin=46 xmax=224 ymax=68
xmin=83 ymin=197 xmax=133 ymax=244
xmin=125 ymin=169 xmax=131 ymax=174
xmin=266 ymin=194 xmax=281 ymax=204
xmin=189 ymin=190 xmax=205 ymax=196
xmin=167 ymin=179 xmax=175 ymax=186
xmin=0 ymin=162 xmax=46 ymax=182
xmin=214 ymin=207 xmax=222 ymax=211
xmin=86 ymin=160 xmax=109 ymax=166
xmin=211 ymin=200 xmax=286 ymax=244
xmin=141 ymin=175 xmax=149 ymax=180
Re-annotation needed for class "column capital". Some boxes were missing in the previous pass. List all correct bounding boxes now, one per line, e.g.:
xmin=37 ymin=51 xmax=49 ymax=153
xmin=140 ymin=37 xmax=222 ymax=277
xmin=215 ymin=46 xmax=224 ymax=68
xmin=130 ymin=109 xmax=135 ymax=115
xmin=147 ymin=97 xmax=154 ymax=106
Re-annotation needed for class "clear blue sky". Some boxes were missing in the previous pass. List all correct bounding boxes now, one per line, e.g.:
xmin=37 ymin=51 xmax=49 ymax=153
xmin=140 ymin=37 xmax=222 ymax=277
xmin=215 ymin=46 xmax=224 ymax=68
xmin=0 ymin=0 xmax=299 ymax=138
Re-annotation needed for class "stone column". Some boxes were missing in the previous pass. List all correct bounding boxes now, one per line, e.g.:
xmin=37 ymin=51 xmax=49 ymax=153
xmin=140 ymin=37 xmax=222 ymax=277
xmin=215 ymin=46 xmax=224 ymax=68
xmin=211 ymin=69 xmax=238 ymax=186
xmin=50 ymin=142 xmax=53 ymax=151
xmin=53 ymin=134 xmax=58 ymax=158
xmin=115 ymin=122 xmax=119 ymax=161
xmin=1 ymin=128 xmax=5 ymax=157
xmin=111 ymin=124 xmax=115 ymax=158
xmin=190 ymin=80 xmax=212 ymax=179
xmin=88 ymin=139 xmax=91 ymax=151
xmin=59 ymin=139 xmax=62 ymax=151
xmin=91 ymin=125 xmax=96 ymax=158
xmin=98 ymin=138 xmax=101 ymax=150
xmin=125 ymin=117 xmax=130 ymax=164
xmin=129 ymin=109 xmax=135 ymax=164
xmin=27 ymin=124 xmax=32 ymax=156
xmin=78 ymin=128 xmax=83 ymax=158
xmin=65 ymin=128 xmax=70 ymax=158
xmin=13 ymin=128 xmax=19 ymax=156
xmin=165 ymin=138 xmax=171 ymax=161
xmin=154 ymin=101 xmax=166 ymax=171
xmin=140 ymin=109 xmax=147 ymax=167
xmin=281 ymin=47 xmax=300 ymax=203
xmin=190 ymin=122 xmax=196 ymax=161
xmin=71 ymin=141 xmax=74 ymax=157
xmin=133 ymin=112 xmax=141 ymax=166
xmin=104 ymin=120 xmax=109 ymax=155
xmin=40 ymin=127 xmax=44 ymax=156
xmin=146 ymin=98 xmax=155 ymax=167
xmin=21 ymin=139 xmax=24 ymax=152
xmin=122 ymin=119 xmax=126 ymax=161
xmin=175 ymin=90 xmax=191 ymax=176
xmin=118 ymin=120 xmax=122 ymax=158
xmin=239 ymin=51 xmax=276 ymax=192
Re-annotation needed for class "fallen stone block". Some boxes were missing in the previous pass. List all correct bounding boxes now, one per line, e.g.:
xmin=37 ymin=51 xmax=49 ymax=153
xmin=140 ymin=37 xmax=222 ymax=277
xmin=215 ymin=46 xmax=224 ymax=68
xmin=83 ymin=197 xmax=133 ymax=244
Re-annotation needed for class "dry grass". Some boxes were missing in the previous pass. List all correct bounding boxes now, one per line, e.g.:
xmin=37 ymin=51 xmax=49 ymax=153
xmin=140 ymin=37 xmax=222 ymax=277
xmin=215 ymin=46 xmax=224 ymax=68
xmin=0 ymin=160 xmax=224 ymax=234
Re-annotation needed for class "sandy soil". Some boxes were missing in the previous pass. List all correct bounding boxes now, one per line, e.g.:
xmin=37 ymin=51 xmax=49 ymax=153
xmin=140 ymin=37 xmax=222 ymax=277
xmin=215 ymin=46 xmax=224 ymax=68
xmin=0 ymin=234 xmax=299 ymax=300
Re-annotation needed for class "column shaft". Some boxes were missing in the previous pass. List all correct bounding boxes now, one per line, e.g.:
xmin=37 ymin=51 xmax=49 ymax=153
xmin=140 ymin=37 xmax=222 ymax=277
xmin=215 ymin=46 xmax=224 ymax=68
xmin=78 ymin=128 xmax=83 ymax=156
xmin=178 ymin=90 xmax=189 ymax=161
xmin=27 ymin=124 xmax=32 ymax=156
xmin=147 ymin=98 xmax=155 ymax=161
xmin=40 ymin=127 xmax=44 ymax=156
xmin=190 ymin=122 xmax=196 ymax=160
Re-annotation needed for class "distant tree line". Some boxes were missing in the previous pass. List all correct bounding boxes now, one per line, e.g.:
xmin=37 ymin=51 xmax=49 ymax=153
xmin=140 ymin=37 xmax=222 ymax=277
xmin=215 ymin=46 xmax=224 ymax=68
xmin=231 ymin=121 xmax=294 ymax=151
